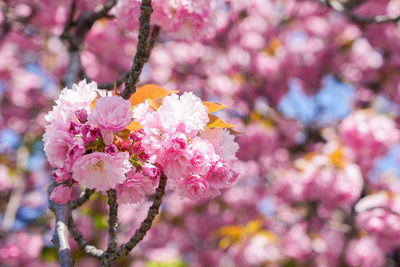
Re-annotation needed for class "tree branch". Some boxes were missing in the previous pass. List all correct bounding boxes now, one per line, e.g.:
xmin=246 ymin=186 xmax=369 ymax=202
xmin=48 ymin=181 xmax=74 ymax=267
xmin=0 ymin=2 xmax=36 ymax=42
xmin=50 ymin=1 xmax=119 ymax=265
xmin=69 ymin=188 xmax=95 ymax=210
xmin=61 ymin=0 xmax=117 ymax=86
xmin=318 ymin=0 xmax=400 ymax=24
xmin=114 ymin=172 xmax=167 ymax=259
xmin=63 ymin=50 xmax=85 ymax=88
xmin=98 ymin=72 xmax=130 ymax=90
xmin=53 ymin=204 xmax=74 ymax=267
xmin=68 ymin=215 xmax=104 ymax=259
xmin=101 ymin=189 xmax=118 ymax=266
xmin=122 ymin=0 xmax=154 ymax=99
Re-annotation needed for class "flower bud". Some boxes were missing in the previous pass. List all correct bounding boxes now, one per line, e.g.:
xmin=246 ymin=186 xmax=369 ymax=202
xmin=81 ymin=123 xmax=100 ymax=144
xmin=104 ymin=143 xmax=119 ymax=156
xmin=50 ymin=185 xmax=72 ymax=204
xmin=52 ymin=169 xmax=71 ymax=183
xmin=75 ymin=109 xmax=88 ymax=123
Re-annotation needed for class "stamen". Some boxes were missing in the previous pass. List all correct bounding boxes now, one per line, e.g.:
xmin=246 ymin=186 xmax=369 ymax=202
xmin=93 ymin=160 xmax=104 ymax=171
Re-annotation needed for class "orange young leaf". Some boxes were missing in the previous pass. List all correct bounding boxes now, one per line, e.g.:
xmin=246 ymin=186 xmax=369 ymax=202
xmin=130 ymin=84 xmax=178 ymax=107
xmin=90 ymin=92 xmax=101 ymax=110
xmin=147 ymin=98 xmax=163 ymax=110
xmin=207 ymin=114 xmax=235 ymax=129
xmin=116 ymin=129 xmax=131 ymax=140
xmin=202 ymin=101 xmax=226 ymax=114
xmin=90 ymin=98 xmax=97 ymax=110
xmin=126 ymin=120 xmax=143 ymax=131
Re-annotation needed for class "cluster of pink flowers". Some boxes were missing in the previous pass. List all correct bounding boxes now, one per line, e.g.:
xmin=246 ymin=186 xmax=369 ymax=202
xmin=345 ymin=236 xmax=386 ymax=267
xmin=339 ymin=109 xmax=400 ymax=173
xmin=0 ymin=232 xmax=44 ymax=265
xmin=275 ymin=153 xmax=363 ymax=209
xmin=356 ymin=208 xmax=400 ymax=250
xmin=44 ymin=79 xmax=238 ymax=204
xmin=132 ymin=92 xmax=239 ymax=200
xmin=115 ymin=0 xmax=217 ymax=41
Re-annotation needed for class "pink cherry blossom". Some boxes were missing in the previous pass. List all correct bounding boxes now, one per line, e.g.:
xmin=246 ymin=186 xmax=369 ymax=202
xmin=52 ymin=169 xmax=71 ymax=183
xmin=142 ymin=163 xmax=161 ymax=180
xmin=282 ymin=222 xmax=312 ymax=261
xmin=116 ymin=171 xmax=154 ymax=204
xmin=200 ymin=128 xmax=239 ymax=162
xmin=69 ymin=121 xmax=81 ymax=135
xmin=157 ymin=92 xmax=209 ymax=137
xmin=180 ymin=174 xmax=209 ymax=200
xmin=189 ymin=137 xmax=216 ymax=175
xmin=56 ymin=79 xmax=99 ymax=111
xmin=81 ymin=122 xmax=101 ymax=144
xmin=75 ymin=108 xmax=88 ymax=123
xmin=88 ymin=95 xmax=132 ymax=133
xmin=104 ymin=143 xmax=119 ymax=156
xmin=340 ymin=110 xmax=400 ymax=172
xmin=72 ymin=152 xmax=131 ymax=191
xmin=43 ymin=127 xmax=72 ymax=169
xmin=66 ymin=138 xmax=86 ymax=162
xmin=161 ymin=145 xmax=192 ymax=180
xmin=50 ymin=184 xmax=72 ymax=204
xmin=346 ymin=237 xmax=385 ymax=267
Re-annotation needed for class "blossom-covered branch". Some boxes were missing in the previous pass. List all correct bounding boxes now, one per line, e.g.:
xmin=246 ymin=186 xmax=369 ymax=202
xmin=317 ymin=0 xmax=400 ymax=23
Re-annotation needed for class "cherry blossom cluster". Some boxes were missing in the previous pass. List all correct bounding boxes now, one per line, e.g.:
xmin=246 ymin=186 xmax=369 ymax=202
xmin=44 ymin=80 xmax=238 ymax=204
xmin=275 ymin=151 xmax=363 ymax=209
xmin=339 ymin=109 xmax=400 ymax=173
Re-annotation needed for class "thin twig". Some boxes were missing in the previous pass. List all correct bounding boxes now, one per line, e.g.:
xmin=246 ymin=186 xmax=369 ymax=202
xmin=98 ymin=72 xmax=130 ymax=90
xmin=114 ymin=173 xmax=167 ymax=259
xmin=102 ymin=189 xmax=118 ymax=266
xmin=69 ymin=188 xmax=95 ymax=210
xmin=342 ymin=0 xmax=367 ymax=10
xmin=122 ymin=0 xmax=154 ymax=100
xmin=68 ymin=215 xmax=104 ymax=259
xmin=60 ymin=0 xmax=77 ymax=48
